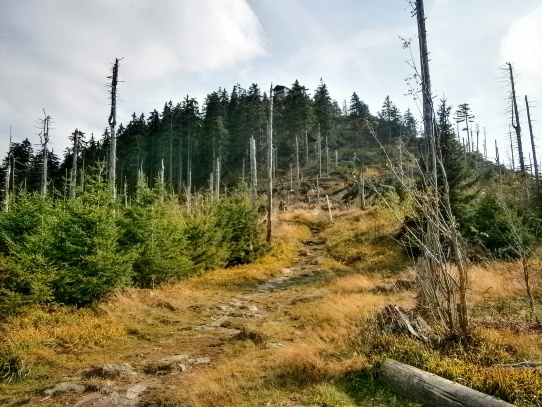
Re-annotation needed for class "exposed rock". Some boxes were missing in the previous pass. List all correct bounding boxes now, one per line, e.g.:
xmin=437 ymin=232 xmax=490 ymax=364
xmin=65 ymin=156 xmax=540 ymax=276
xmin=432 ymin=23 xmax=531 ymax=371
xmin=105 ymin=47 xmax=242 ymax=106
xmin=144 ymin=355 xmax=188 ymax=375
xmin=44 ymin=382 xmax=85 ymax=396
xmin=281 ymin=268 xmax=293 ymax=276
xmin=90 ymin=363 xmax=138 ymax=378
xmin=307 ymin=256 xmax=324 ymax=265
xmin=126 ymin=384 xmax=147 ymax=400
xmin=190 ymin=357 xmax=211 ymax=365
xmin=159 ymin=355 xmax=189 ymax=364
xmin=265 ymin=343 xmax=285 ymax=348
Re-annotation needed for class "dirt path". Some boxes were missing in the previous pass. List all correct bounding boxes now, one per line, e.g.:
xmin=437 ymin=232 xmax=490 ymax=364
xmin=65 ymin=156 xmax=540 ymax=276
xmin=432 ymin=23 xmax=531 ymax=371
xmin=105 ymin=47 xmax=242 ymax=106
xmin=66 ymin=225 xmax=331 ymax=406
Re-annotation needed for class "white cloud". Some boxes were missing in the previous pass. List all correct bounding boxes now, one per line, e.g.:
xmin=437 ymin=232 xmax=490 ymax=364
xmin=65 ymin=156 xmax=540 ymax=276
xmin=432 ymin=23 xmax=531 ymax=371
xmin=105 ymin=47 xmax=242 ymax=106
xmin=0 ymin=0 xmax=264 ymax=152
xmin=501 ymin=5 xmax=542 ymax=76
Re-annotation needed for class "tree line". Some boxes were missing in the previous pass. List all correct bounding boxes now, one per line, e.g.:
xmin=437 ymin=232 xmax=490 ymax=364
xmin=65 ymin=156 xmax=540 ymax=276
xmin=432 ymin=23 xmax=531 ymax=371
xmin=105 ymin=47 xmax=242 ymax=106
xmin=1 ymin=80 xmax=419 ymax=200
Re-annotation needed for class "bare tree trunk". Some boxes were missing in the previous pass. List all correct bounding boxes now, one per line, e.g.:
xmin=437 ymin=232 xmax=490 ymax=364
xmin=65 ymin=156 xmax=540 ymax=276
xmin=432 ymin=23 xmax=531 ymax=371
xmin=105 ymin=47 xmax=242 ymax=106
xmin=108 ymin=58 xmax=121 ymax=199
xmin=318 ymin=123 xmax=322 ymax=177
xmin=178 ymin=127 xmax=183 ymax=195
xmin=215 ymin=156 xmax=221 ymax=199
xmin=495 ymin=139 xmax=501 ymax=173
xmin=525 ymin=95 xmax=539 ymax=186
xmin=187 ymin=120 xmax=192 ymax=209
xmin=3 ymin=129 xmax=11 ymax=212
xmin=507 ymin=62 xmax=525 ymax=172
xmin=70 ymin=129 xmax=80 ymax=199
xmin=39 ymin=110 xmax=51 ymax=196
xmin=267 ymin=85 xmax=274 ymax=243
xmin=415 ymin=0 xmax=469 ymax=334
xmin=295 ymin=135 xmax=300 ymax=181
xmin=305 ymin=131 xmax=309 ymax=168
xmin=250 ymin=136 xmax=257 ymax=200
xmin=316 ymin=174 xmax=320 ymax=203
xmin=325 ymin=135 xmax=329 ymax=177
xmin=359 ymin=170 xmax=366 ymax=210
xmin=169 ymin=119 xmax=173 ymax=192
xmin=509 ymin=126 xmax=516 ymax=170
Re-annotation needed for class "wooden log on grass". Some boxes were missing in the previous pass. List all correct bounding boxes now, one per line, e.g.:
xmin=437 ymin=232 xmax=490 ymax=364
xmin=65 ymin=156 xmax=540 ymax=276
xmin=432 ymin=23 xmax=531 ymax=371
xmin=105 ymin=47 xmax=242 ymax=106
xmin=381 ymin=359 xmax=516 ymax=407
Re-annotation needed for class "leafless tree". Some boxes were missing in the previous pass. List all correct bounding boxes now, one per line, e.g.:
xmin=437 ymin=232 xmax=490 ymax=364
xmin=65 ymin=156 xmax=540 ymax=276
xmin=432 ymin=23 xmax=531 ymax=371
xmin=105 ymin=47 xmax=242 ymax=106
xmin=3 ymin=128 xmax=12 ymax=212
xmin=525 ymin=95 xmax=539 ymax=185
xmin=267 ymin=84 xmax=274 ymax=243
xmin=36 ymin=109 xmax=51 ymax=196
xmin=107 ymin=58 xmax=122 ymax=199
xmin=505 ymin=62 xmax=525 ymax=172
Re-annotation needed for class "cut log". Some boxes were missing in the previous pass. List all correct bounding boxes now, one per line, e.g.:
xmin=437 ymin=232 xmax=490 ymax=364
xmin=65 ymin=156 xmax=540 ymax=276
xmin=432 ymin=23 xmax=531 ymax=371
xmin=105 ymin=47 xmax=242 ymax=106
xmin=381 ymin=359 xmax=516 ymax=407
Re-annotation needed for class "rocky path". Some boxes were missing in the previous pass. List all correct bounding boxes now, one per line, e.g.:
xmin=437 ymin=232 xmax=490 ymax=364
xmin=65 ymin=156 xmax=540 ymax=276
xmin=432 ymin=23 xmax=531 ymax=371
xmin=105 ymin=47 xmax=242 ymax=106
xmin=49 ymin=225 xmax=329 ymax=406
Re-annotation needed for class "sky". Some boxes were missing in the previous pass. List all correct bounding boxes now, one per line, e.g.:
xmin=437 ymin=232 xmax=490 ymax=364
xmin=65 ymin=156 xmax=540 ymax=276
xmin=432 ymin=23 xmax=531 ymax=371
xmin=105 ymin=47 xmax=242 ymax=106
xmin=1 ymin=0 xmax=542 ymax=167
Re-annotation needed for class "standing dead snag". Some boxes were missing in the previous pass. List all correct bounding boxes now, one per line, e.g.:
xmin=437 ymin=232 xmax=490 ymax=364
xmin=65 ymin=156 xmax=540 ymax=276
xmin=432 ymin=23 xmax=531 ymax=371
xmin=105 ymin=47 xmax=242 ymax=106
xmin=267 ymin=84 xmax=274 ymax=243
xmin=411 ymin=0 xmax=469 ymax=334
xmin=70 ymin=129 xmax=84 ymax=199
xmin=250 ymin=136 xmax=257 ymax=201
xmin=506 ymin=62 xmax=525 ymax=173
xmin=525 ymin=95 xmax=539 ymax=186
xmin=3 ymin=128 xmax=12 ymax=212
xmin=108 ymin=58 xmax=122 ymax=199
xmin=36 ymin=110 xmax=51 ymax=196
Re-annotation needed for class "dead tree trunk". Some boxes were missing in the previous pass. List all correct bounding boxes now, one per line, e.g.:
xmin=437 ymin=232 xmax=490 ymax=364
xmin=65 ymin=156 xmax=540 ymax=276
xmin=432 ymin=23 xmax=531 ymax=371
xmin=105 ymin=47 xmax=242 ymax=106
xmin=187 ymin=120 xmax=192 ymax=209
xmin=3 ymin=129 xmax=12 ymax=212
xmin=108 ymin=58 xmax=121 ymax=199
xmin=525 ymin=95 xmax=539 ymax=186
xmin=507 ymin=62 xmax=525 ymax=172
xmin=178 ymin=126 xmax=183 ymax=195
xmin=305 ymin=131 xmax=309 ymax=168
xmin=414 ymin=0 xmax=469 ymax=334
xmin=509 ymin=126 xmax=516 ymax=170
xmin=295 ymin=135 xmax=300 ymax=182
xmin=381 ymin=359 xmax=515 ymax=407
xmin=267 ymin=85 xmax=274 ymax=243
xmin=169 ymin=119 xmax=173 ymax=192
xmin=70 ymin=128 xmax=82 ymax=199
xmin=317 ymin=123 xmax=322 ymax=178
xmin=250 ymin=136 xmax=257 ymax=200
xmin=38 ymin=110 xmax=51 ymax=196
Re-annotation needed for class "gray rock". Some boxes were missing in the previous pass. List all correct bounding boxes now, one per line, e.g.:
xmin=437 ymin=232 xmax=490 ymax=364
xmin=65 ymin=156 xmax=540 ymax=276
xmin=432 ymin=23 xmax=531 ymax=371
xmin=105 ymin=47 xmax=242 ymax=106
xmin=281 ymin=268 xmax=293 ymax=275
xmin=191 ymin=357 xmax=211 ymax=364
xmin=44 ymin=382 xmax=85 ymax=396
xmin=159 ymin=355 xmax=189 ymax=363
xmin=126 ymin=384 xmax=147 ymax=400
xmin=101 ymin=363 xmax=137 ymax=378
xmin=265 ymin=343 xmax=285 ymax=348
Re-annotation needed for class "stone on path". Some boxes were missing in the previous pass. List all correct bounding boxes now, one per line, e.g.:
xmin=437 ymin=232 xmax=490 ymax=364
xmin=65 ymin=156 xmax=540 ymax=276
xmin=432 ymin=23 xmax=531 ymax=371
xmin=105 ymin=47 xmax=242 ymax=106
xmin=44 ymin=382 xmax=85 ymax=396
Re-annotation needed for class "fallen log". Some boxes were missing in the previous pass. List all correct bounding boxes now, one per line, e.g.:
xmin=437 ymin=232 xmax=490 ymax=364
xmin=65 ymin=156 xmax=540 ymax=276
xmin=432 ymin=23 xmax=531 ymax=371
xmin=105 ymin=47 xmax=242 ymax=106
xmin=381 ymin=359 xmax=516 ymax=407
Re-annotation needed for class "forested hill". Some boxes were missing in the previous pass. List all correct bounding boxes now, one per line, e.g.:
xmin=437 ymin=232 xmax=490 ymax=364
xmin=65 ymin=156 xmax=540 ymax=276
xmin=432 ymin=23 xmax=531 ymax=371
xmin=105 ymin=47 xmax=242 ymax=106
xmin=1 ymin=80 xmax=418 ymax=196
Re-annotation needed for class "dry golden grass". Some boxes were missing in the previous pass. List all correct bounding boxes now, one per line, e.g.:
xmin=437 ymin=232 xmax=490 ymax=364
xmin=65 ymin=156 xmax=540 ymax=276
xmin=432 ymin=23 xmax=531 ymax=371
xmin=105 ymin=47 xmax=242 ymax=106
xmin=324 ymin=207 xmax=408 ymax=273
xmin=4 ymin=204 xmax=542 ymax=406
xmin=469 ymin=262 xmax=527 ymax=302
xmin=2 ymin=305 xmax=126 ymax=352
xmin=330 ymin=274 xmax=378 ymax=293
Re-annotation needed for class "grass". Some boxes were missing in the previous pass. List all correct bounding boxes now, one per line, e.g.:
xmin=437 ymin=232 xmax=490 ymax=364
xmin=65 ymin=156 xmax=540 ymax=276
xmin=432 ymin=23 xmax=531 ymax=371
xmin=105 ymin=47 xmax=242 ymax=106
xmin=1 ymin=204 xmax=542 ymax=406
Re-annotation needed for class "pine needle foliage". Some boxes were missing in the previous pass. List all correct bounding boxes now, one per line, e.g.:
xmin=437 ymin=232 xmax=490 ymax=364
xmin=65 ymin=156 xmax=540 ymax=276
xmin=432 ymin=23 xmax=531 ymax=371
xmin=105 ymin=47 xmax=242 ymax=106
xmin=0 ymin=165 xmax=266 ymax=314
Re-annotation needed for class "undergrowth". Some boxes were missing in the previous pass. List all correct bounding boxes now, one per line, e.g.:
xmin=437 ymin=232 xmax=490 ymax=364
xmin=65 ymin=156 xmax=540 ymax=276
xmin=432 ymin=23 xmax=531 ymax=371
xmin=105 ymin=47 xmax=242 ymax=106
xmin=353 ymin=317 xmax=542 ymax=406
